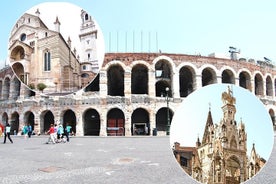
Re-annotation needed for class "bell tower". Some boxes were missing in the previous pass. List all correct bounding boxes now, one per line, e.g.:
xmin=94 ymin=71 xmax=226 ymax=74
xmin=221 ymin=86 xmax=236 ymax=125
xmin=79 ymin=9 xmax=98 ymax=73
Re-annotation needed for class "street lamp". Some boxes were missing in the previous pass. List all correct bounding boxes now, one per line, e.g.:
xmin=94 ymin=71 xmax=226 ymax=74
xmin=165 ymin=87 xmax=170 ymax=135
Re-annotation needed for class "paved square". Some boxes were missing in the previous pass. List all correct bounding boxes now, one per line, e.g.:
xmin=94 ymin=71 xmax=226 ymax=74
xmin=0 ymin=135 xmax=275 ymax=184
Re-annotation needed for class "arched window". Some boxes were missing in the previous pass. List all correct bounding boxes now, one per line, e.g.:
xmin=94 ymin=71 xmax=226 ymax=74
xmin=44 ymin=51 xmax=51 ymax=71
xmin=85 ymin=14 xmax=89 ymax=21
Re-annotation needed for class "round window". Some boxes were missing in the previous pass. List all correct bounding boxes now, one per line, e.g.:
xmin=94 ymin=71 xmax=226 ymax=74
xmin=20 ymin=33 xmax=26 ymax=41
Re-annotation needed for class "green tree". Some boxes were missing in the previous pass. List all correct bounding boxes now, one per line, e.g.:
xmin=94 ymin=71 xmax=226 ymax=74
xmin=37 ymin=83 xmax=47 ymax=93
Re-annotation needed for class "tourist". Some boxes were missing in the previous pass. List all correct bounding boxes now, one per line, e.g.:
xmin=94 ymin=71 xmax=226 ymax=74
xmin=22 ymin=124 xmax=28 ymax=139
xmin=46 ymin=124 xmax=56 ymax=144
xmin=64 ymin=123 xmax=72 ymax=142
xmin=27 ymin=124 xmax=32 ymax=138
xmin=3 ymin=123 xmax=13 ymax=144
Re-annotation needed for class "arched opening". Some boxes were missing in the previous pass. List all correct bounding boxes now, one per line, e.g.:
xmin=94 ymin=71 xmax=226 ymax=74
xmin=269 ymin=109 xmax=275 ymax=127
xmin=266 ymin=76 xmax=273 ymax=96
xmin=225 ymin=156 xmax=242 ymax=184
xmin=222 ymin=69 xmax=235 ymax=84
xmin=179 ymin=66 xmax=195 ymax=97
xmin=131 ymin=108 xmax=150 ymax=135
xmin=155 ymin=80 xmax=172 ymax=97
xmin=84 ymin=74 xmax=99 ymax=92
xmin=107 ymin=65 xmax=124 ymax=96
xmin=202 ymin=68 xmax=217 ymax=86
xmin=11 ymin=77 xmax=21 ymax=100
xmin=83 ymin=108 xmax=100 ymax=136
xmin=24 ymin=111 xmax=35 ymax=134
xmin=131 ymin=64 xmax=148 ymax=94
xmin=2 ymin=112 xmax=8 ymax=125
xmin=155 ymin=59 xmax=172 ymax=96
xmin=3 ymin=78 xmax=10 ymax=100
xmin=11 ymin=62 xmax=25 ymax=83
xmin=63 ymin=109 xmax=77 ymax=135
xmin=239 ymin=72 xmax=251 ymax=91
xmin=254 ymin=74 xmax=264 ymax=95
xmin=156 ymin=107 xmax=173 ymax=134
xmin=10 ymin=112 xmax=19 ymax=135
xmin=42 ymin=110 xmax=55 ymax=134
xmin=107 ymin=108 xmax=125 ymax=136
xmin=10 ymin=45 xmax=25 ymax=61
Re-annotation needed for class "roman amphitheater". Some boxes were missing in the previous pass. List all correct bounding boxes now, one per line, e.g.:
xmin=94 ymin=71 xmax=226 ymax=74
xmin=0 ymin=52 xmax=275 ymax=136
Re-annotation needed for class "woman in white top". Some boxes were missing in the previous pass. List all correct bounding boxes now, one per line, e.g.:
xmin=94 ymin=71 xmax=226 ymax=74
xmin=3 ymin=123 xmax=13 ymax=144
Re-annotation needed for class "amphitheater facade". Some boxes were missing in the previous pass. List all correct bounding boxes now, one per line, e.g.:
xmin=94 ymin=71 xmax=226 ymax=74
xmin=0 ymin=52 xmax=275 ymax=136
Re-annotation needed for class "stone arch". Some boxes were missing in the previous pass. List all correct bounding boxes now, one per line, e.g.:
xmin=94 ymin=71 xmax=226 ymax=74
xmin=131 ymin=64 xmax=148 ymax=94
xmin=225 ymin=155 xmax=242 ymax=183
xmin=11 ymin=76 xmax=21 ymax=100
xmin=155 ymin=58 xmax=173 ymax=96
xmin=106 ymin=108 xmax=125 ymax=136
xmin=11 ymin=62 xmax=25 ymax=83
xmin=131 ymin=108 xmax=150 ymax=136
xmin=107 ymin=64 xmax=125 ymax=96
xmin=269 ymin=109 xmax=275 ymax=126
xmin=156 ymin=107 xmax=173 ymax=134
xmin=83 ymin=108 xmax=100 ymax=136
xmin=3 ymin=77 xmax=11 ymax=100
xmin=62 ymin=109 xmax=77 ymax=135
xmin=201 ymin=67 xmax=217 ymax=86
xmin=24 ymin=111 xmax=35 ymax=134
xmin=266 ymin=75 xmax=273 ymax=96
xmin=84 ymin=74 xmax=99 ymax=92
xmin=238 ymin=70 xmax=251 ymax=91
xmin=2 ymin=112 xmax=8 ymax=125
xmin=10 ymin=111 xmax=19 ymax=135
xmin=221 ymin=69 xmax=235 ymax=84
xmin=40 ymin=110 xmax=55 ymax=134
xmin=179 ymin=65 xmax=196 ymax=97
xmin=254 ymin=73 xmax=264 ymax=95
xmin=10 ymin=45 xmax=25 ymax=61
xmin=155 ymin=80 xmax=172 ymax=97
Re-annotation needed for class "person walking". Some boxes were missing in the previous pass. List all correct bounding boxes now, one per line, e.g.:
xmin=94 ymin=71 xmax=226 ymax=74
xmin=64 ymin=123 xmax=72 ymax=142
xmin=27 ymin=124 xmax=32 ymax=138
xmin=46 ymin=124 xmax=56 ymax=144
xmin=3 ymin=123 xmax=13 ymax=144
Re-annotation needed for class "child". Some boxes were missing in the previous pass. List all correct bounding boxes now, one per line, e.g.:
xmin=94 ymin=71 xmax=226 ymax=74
xmin=46 ymin=124 xmax=56 ymax=144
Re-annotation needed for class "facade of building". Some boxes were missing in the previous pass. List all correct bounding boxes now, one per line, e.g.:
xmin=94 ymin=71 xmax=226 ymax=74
xmin=0 ymin=52 xmax=275 ymax=136
xmin=173 ymin=88 xmax=266 ymax=184
xmin=8 ymin=9 xmax=98 ymax=95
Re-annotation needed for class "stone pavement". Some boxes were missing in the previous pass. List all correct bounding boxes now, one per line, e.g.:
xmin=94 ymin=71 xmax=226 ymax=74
xmin=0 ymin=135 xmax=275 ymax=184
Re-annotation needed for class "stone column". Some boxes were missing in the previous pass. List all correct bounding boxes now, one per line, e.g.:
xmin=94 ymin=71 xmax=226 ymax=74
xmin=124 ymin=70 xmax=131 ymax=97
xmin=99 ymin=108 xmax=107 ymax=136
xmin=195 ymin=75 xmax=202 ymax=90
xmin=173 ymin=70 xmax=180 ymax=98
xmin=99 ymin=71 xmax=107 ymax=97
xmin=148 ymin=70 xmax=156 ymax=97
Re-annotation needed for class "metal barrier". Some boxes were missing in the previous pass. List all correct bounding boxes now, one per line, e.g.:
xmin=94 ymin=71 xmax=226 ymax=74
xmin=106 ymin=127 xmax=124 ymax=136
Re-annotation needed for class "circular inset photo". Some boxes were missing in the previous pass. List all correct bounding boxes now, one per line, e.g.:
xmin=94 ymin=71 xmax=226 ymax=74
xmin=8 ymin=2 xmax=105 ymax=95
xmin=170 ymin=84 xmax=274 ymax=184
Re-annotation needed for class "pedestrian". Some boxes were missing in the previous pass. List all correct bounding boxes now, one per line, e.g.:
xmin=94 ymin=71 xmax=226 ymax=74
xmin=27 ymin=124 xmax=32 ymax=138
xmin=3 ymin=123 xmax=13 ymax=144
xmin=64 ymin=123 xmax=72 ymax=142
xmin=57 ymin=124 xmax=65 ymax=143
xmin=22 ymin=124 xmax=28 ymax=139
xmin=46 ymin=124 xmax=56 ymax=144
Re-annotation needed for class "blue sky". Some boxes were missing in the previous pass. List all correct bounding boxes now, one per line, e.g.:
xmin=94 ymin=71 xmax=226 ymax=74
xmin=1 ymin=0 xmax=276 ymax=67
xmin=170 ymin=84 xmax=274 ymax=161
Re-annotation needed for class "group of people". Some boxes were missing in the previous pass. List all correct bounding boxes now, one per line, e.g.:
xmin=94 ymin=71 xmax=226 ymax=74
xmin=46 ymin=123 xmax=72 ymax=144
xmin=22 ymin=124 xmax=33 ymax=138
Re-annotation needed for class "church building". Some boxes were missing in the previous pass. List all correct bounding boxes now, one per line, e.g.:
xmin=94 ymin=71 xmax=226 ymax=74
xmin=8 ymin=8 xmax=99 ymax=94
xmin=173 ymin=87 xmax=266 ymax=184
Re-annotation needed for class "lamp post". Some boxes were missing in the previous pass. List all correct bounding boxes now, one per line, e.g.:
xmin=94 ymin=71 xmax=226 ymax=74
xmin=165 ymin=87 xmax=170 ymax=135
